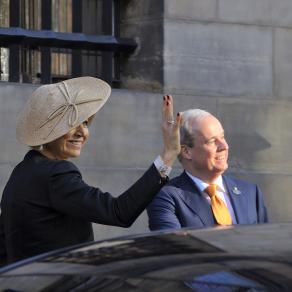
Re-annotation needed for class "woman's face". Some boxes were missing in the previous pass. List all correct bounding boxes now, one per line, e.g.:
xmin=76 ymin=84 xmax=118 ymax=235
xmin=43 ymin=120 xmax=90 ymax=160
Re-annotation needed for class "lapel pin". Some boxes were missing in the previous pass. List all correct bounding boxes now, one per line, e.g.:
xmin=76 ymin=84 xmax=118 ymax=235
xmin=232 ymin=186 xmax=241 ymax=195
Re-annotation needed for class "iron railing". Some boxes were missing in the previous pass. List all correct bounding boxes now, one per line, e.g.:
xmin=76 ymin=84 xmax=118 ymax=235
xmin=0 ymin=0 xmax=136 ymax=85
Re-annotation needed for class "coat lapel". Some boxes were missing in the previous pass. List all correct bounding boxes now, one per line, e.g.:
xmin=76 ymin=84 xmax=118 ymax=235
xmin=223 ymin=175 xmax=249 ymax=224
xmin=176 ymin=172 xmax=216 ymax=226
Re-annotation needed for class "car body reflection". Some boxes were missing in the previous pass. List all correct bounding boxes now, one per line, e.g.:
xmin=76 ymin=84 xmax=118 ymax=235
xmin=0 ymin=223 xmax=292 ymax=291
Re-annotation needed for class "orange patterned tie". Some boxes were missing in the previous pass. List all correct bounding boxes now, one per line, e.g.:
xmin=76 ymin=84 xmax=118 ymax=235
xmin=204 ymin=184 xmax=232 ymax=225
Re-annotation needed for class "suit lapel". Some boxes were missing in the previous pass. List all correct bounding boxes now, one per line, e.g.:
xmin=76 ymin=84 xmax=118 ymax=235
xmin=177 ymin=172 xmax=216 ymax=226
xmin=223 ymin=175 xmax=248 ymax=224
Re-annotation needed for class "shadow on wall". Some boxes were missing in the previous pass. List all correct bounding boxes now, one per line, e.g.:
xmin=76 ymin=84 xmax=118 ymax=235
xmin=228 ymin=131 xmax=272 ymax=172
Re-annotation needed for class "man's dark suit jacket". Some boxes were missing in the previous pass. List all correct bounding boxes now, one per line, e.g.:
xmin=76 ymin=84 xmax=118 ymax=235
xmin=147 ymin=171 xmax=268 ymax=231
xmin=0 ymin=150 xmax=167 ymax=264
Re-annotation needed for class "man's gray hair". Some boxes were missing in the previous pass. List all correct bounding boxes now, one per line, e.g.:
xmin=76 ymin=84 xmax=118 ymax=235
xmin=180 ymin=109 xmax=212 ymax=147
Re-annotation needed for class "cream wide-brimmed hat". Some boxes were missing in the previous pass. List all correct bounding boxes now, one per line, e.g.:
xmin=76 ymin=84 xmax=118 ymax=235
xmin=16 ymin=76 xmax=111 ymax=146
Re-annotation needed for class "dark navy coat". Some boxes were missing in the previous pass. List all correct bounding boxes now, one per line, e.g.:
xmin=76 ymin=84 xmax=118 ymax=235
xmin=147 ymin=171 xmax=268 ymax=231
xmin=0 ymin=150 xmax=167 ymax=264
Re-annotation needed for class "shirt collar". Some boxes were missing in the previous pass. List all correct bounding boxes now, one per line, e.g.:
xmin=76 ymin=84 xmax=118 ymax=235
xmin=185 ymin=171 xmax=225 ymax=193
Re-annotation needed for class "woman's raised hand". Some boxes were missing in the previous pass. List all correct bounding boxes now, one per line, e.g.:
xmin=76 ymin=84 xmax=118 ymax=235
xmin=160 ymin=94 xmax=182 ymax=167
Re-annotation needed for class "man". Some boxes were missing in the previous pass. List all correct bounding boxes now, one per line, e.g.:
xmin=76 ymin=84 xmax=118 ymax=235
xmin=147 ymin=109 xmax=268 ymax=230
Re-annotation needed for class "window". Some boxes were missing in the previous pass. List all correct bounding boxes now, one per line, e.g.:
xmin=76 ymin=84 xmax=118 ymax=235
xmin=0 ymin=0 xmax=136 ymax=85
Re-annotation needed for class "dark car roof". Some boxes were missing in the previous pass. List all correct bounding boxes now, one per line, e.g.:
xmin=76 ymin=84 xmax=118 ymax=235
xmin=1 ymin=223 xmax=292 ymax=291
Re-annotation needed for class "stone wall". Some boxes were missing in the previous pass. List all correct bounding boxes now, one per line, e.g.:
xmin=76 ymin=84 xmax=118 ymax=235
xmin=120 ymin=0 xmax=164 ymax=91
xmin=121 ymin=0 xmax=292 ymax=101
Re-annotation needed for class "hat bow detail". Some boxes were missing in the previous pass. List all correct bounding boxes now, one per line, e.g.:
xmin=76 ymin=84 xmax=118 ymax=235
xmin=39 ymin=81 xmax=102 ymax=140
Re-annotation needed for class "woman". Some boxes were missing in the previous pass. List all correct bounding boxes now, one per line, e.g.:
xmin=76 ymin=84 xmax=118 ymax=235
xmin=0 ymin=76 xmax=181 ymax=264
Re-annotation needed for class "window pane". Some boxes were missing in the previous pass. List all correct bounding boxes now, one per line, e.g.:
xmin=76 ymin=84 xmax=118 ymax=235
xmin=51 ymin=0 xmax=72 ymax=80
xmin=0 ymin=0 xmax=9 ymax=81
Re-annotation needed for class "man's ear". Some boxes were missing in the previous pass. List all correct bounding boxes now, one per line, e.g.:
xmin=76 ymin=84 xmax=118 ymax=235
xmin=180 ymin=145 xmax=192 ymax=160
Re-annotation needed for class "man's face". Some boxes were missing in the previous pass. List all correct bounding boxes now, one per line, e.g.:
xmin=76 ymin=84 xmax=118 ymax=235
xmin=183 ymin=115 xmax=229 ymax=181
